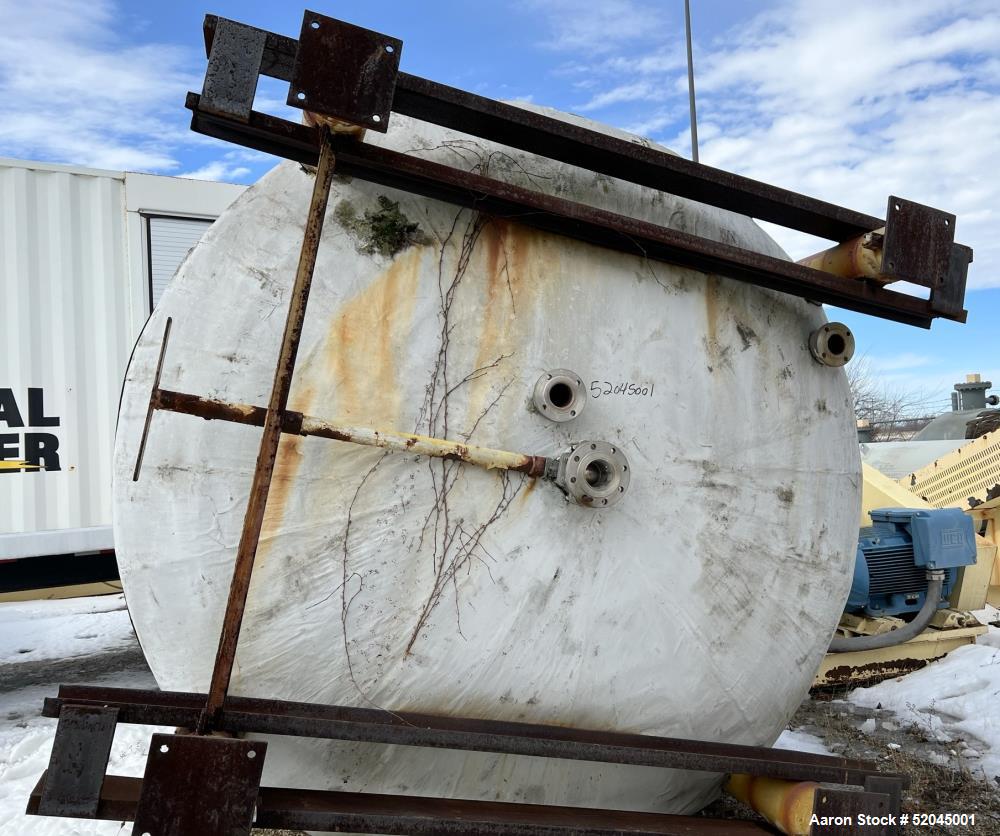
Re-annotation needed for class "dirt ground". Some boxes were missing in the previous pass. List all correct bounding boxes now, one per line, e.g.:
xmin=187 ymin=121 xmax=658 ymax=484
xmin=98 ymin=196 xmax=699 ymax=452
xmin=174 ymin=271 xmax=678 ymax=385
xmin=794 ymin=697 xmax=999 ymax=835
xmin=704 ymin=695 xmax=1000 ymax=835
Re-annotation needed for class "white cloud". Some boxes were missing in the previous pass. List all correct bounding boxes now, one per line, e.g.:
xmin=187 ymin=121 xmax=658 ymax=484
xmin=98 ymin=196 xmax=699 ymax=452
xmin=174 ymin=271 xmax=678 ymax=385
xmin=577 ymin=81 xmax=664 ymax=112
xmin=0 ymin=0 xmax=214 ymax=171
xmin=178 ymin=161 xmax=252 ymax=182
xmin=521 ymin=0 xmax=666 ymax=53
xmin=531 ymin=0 xmax=1000 ymax=290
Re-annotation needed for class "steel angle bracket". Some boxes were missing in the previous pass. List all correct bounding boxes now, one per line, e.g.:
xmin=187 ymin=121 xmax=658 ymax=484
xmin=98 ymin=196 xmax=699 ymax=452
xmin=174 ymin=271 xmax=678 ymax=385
xmin=811 ymin=788 xmax=896 ymax=836
xmin=200 ymin=18 xmax=267 ymax=121
xmin=287 ymin=11 xmax=401 ymax=129
xmin=132 ymin=734 xmax=266 ymax=836
xmin=35 ymin=705 xmax=118 ymax=818
xmin=880 ymin=195 xmax=971 ymax=318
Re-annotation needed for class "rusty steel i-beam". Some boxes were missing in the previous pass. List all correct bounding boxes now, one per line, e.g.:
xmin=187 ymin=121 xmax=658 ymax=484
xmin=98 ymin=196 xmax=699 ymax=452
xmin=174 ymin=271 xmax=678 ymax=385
xmin=185 ymin=11 xmax=972 ymax=328
xmin=198 ymin=125 xmax=337 ymax=732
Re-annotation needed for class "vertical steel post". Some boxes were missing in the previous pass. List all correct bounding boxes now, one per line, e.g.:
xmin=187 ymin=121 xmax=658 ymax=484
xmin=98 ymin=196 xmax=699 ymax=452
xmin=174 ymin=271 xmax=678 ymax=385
xmin=199 ymin=126 xmax=337 ymax=731
xmin=684 ymin=0 xmax=699 ymax=164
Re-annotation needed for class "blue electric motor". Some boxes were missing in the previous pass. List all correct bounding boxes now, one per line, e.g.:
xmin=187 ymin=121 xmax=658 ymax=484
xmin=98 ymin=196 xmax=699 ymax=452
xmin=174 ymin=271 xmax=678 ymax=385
xmin=847 ymin=508 xmax=977 ymax=617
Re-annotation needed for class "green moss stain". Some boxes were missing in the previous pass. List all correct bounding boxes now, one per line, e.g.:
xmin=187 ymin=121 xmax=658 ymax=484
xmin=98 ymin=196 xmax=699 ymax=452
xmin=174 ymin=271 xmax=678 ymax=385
xmin=335 ymin=196 xmax=426 ymax=258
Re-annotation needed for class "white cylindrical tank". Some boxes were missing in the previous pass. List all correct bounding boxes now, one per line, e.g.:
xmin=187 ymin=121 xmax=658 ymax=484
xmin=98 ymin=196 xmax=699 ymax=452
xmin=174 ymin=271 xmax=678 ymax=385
xmin=112 ymin=109 xmax=860 ymax=814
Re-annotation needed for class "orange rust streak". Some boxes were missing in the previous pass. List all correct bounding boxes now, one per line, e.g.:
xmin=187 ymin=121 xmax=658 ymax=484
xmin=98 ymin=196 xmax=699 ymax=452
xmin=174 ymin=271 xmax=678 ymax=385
xmin=259 ymin=249 xmax=422 ymax=542
xmin=466 ymin=221 xmax=536 ymax=425
xmin=260 ymin=434 xmax=305 ymax=542
xmin=324 ymin=248 xmax=423 ymax=425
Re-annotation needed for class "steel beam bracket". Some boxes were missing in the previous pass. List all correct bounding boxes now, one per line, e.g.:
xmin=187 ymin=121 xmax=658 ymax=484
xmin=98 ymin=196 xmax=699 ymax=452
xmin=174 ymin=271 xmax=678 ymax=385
xmin=811 ymin=787 xmax=896 ymax=836
xmin=199 ymin=18 xmax=267 ymax=121
xmin=188 ymin=10 xmax=973 ymax=328
xmin=30 ymin=686 xmax=909 ymax=836
xmin=880 ymin=196 xmax=970 ymax=318
xmin=286 ymin=11 xmax=401 ymax=130
xmin=132 ymin=734 xmax=266 ymax=836
xmin=36 ymin=705 xmax=118 ymax=819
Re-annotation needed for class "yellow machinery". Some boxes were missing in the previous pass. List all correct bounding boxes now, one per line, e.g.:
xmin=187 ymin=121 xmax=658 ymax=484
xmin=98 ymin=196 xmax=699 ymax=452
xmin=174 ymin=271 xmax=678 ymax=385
xmin=902 ymin=428 xmax=1000 ymax=605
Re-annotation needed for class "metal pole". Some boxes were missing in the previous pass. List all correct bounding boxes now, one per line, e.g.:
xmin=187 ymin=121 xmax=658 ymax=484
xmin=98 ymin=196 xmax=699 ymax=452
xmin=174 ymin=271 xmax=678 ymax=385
xmin=684 ymin=0 xmax=699 ymax=164
xmin=199 ymin=126 xmax=337 ymax=732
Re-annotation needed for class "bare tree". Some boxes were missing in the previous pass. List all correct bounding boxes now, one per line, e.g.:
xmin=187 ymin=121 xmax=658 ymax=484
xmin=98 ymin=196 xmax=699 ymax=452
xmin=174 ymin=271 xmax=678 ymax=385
xmin=847 ymin=356 xmax=942 ymax=441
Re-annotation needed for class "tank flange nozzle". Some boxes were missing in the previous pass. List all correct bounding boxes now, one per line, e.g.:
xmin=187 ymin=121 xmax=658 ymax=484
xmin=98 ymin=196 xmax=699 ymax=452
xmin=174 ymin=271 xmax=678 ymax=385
xmin=809 ymin=322 xmax=855 ymax=367
xmin=554 ymin=441 xmax=630 ymax=508
xmin=533 ymin=369 xmax=587 ymax=422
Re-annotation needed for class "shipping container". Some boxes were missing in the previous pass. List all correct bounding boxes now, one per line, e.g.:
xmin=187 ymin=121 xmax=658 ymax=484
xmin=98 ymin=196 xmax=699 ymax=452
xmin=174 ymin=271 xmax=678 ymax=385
xmin=0 ymin=157 xmax=245 ymax=591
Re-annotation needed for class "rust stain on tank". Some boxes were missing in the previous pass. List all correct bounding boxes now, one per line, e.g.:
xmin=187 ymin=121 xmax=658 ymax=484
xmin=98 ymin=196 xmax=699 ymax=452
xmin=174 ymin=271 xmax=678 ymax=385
xmin=260 ymin=381 xmax=317 ymax=544
xmin=260 ymin=435 xmax=306 ymax=542
xmin=258 ymin=248 xmax=422 ymax=548
xmin=465 ymin=221 xmax=539 ymax=425
xmin=323 ymin=247 xmax=423 ymax=424
xmin=476 ymin=219 xmax=521 ymax=359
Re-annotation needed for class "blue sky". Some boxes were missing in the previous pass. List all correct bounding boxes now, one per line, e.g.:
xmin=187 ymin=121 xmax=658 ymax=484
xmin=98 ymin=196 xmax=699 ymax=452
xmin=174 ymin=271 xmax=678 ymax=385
xmin=1 ymin=0 xmax=997 ymax=407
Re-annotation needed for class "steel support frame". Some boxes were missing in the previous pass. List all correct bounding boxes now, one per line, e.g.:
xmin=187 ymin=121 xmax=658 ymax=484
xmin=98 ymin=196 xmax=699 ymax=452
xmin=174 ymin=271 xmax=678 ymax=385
xmin=196 ymin=123 xmax=338 ymax=731
xmin=31 ymin=685 xmax=907 ymax=835
xmin=188 ymin=12 xmax=971 ymax=328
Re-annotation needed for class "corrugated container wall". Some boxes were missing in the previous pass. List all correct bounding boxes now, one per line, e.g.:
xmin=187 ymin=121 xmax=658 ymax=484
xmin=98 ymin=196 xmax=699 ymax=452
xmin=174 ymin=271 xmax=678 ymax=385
xmin=0 ymin=159 xmax=246 ymax=560
xmin=0 ymin=162 xmax=135 ymax=549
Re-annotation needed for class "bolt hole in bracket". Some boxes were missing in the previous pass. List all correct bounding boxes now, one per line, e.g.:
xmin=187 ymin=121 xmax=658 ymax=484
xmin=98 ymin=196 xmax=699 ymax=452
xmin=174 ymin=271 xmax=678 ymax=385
xmin=553 ymin=441 xmax=631 ymax=507
xmin=285 ymin=13 xmax=401 ymax=131
xmin=533 ymin=369 xmax=586 ymax=422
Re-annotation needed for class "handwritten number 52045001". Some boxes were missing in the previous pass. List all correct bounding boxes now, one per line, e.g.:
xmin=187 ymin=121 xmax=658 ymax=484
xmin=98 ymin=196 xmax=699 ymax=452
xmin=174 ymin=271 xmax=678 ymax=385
xmin=590 ymin=381 xmax=654 ymax=398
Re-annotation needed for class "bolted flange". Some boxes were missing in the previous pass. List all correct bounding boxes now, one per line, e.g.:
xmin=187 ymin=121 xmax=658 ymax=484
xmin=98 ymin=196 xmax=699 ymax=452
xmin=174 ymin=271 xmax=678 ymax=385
xmin=808 ymin=322 xmax=855 ymax=367
xmin=555 ymin=441 xmax=630 ymax=507
xmin=533 ymin=369 xmax=586 ymax=422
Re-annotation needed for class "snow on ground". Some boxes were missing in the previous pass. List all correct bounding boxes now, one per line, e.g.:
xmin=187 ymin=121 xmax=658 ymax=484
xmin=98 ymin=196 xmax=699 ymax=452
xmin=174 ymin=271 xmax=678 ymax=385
xmin=0 ymin=594 xmax=166 ymax=836
xmin=848 ymin=626 xmax=1000 ymax=784
xmin=0 ymin=678 xmax=168 ymax=836
xmin=774 ymin=728 xmax=833 ymax=756
xmin=0 ymin=595 xmax=134 ymax=664
xmin=1 ymin=592 xmax=997 ymax=835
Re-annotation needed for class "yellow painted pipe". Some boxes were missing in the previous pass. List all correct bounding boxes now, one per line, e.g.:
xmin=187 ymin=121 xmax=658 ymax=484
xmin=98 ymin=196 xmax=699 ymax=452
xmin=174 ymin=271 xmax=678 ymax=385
xmin=152 ymin=388 xmax=549 ymax=478
xmin=797 ymin=230 xmax=885 ymax=282
xmin=298 ymin=415 xmax=548 ymax=476
xmin=726 ymin=773 xmax=818 ymax=836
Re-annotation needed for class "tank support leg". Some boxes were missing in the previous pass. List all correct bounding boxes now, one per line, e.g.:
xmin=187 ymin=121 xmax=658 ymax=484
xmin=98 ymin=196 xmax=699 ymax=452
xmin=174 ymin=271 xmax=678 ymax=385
xmin=198 ymin=125 xmax=337 ymax=733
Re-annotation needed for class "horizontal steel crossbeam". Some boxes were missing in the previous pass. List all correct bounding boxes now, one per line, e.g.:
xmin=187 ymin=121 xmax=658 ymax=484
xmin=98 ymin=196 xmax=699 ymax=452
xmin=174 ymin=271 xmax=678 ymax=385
xmin=32 ymin=686 xmax=907 ymax=834
xmin=44 ymin=685 xmax=904 ymax=788
xmin=199 ymin=15 xmax=887 ymax=243
xmin=192 ymin=12 xmax=971 ymax=331
xmin=29 ymin=773 xmax=775 ymax=835
xmin=186 ymin=92 xmax=955 ymax=327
